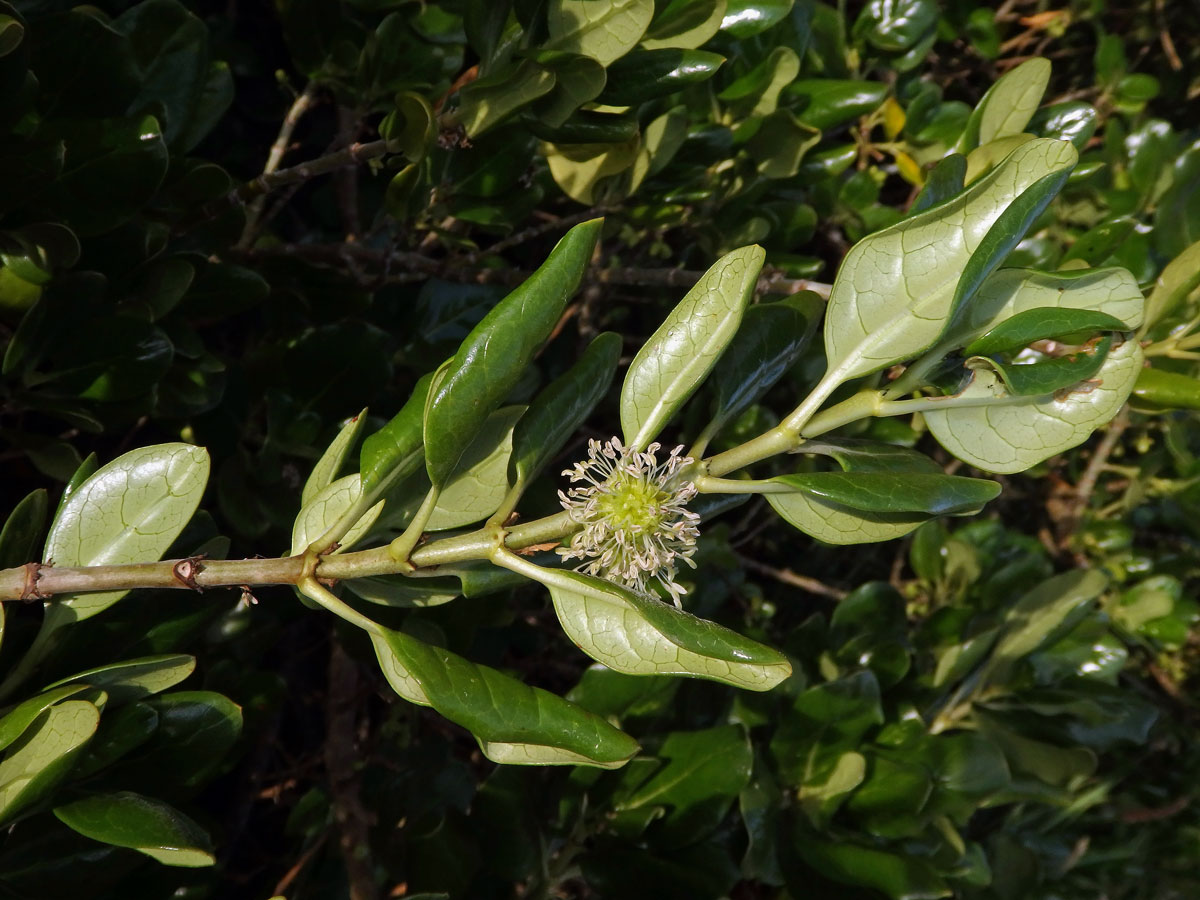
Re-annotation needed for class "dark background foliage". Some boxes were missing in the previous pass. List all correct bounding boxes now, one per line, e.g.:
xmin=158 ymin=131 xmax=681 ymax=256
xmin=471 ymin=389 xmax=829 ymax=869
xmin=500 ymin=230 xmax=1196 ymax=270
xmin=2 ymin=0 xmax=1200 ymax=897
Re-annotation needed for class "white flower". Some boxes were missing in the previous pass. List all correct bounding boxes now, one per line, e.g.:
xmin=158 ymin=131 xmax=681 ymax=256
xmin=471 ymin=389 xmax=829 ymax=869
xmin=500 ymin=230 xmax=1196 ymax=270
xmin=557 ymin=437 xmax=700 ymax=606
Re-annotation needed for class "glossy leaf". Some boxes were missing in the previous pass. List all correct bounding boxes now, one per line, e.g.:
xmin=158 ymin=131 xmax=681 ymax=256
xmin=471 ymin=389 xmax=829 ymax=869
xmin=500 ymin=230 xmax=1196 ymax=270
xmin=532 ymin=53 xmax=606 ymax=128
xmin=770 ymin=472 xmax=1001 ymax=516
xmin=615 ymin=725 xmax=752 ymax=847
xmin=908 ymin=154 xmax=967 ymax=216
xmin=969 ymin=335 xmax=1112 ymax=397
xmin=545 ymin=570 xmax=791 ymax=690
xmin=705 ymin=293 xmax=823 ymax=436
xmin=1130 ymin=367 xmax=1200 ymax=412
xmin=360 ymin=372 xmax=434 ymax=497
xmin=290 ymin=474 xmax=385 ymax=556
xmin=545 ymin=0 xmax=653 ymax=65
xmin=823 ymin=139 xmax=1077 ymax=386
xmin=43 ymin=655 xmax=195 ymax=707
xmin=1062 ymin=216 xmax=1137 ymax=265
xmin=925 ymin=266 xmax=1143 ymax=365
xmin=302 ymin=409 xmax=366 ymax=507
xmin=794 ymin=838 xmax=949 ymax=900
xmin=0 ymin=487 xmax=46 ymax=569
xmin=425 ymin=219 xmax=601 ymax=486
xmin=542 ymin=137 xmax=641 ymax=205
xmin=0 ymin=701 xmax=99 ymax=825
xmin=965 ymin=308 xmax=1129 ymax=356
xmin=721 ymin=0 xmax=794 ymax=38
xmin=42 ymin=443 xmax=209 ymax=623
xmin=719 ymin=46 xmax=798 ymax=118
xmin=426 ymin=405 xmax=523 ymax=531
xmin=790 ymin=79 xmax=888 ymax=131
xmin=54 ymin=791 xmax=214 ymax=867
xmin=510 ymin=332 xmax=621 ymax=487
xmin=372 ymin=627 xmax=639 ymax=768
xmin=924 ymin=338 xmax=1143 ymax=474
xmin=599 ymin=49 xmax=725 ymax=105
xmin=621 ymin=244 xmax=763 ymax=449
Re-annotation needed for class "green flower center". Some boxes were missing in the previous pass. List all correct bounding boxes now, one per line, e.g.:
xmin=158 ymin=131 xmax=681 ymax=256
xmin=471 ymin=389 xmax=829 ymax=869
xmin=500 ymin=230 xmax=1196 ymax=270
xmin=597 ymin=475 xmax=671 ymax=531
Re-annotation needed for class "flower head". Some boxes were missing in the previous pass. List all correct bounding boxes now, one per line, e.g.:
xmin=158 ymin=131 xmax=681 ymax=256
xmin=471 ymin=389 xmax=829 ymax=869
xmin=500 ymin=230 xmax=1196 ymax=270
xmin=557 ymin=437 xmax=700 ymax=606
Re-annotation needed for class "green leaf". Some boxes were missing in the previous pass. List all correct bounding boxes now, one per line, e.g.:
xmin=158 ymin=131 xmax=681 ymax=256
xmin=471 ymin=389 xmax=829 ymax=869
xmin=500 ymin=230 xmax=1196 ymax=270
xmin=822 ymin=139 xmax=1077 ymax=386
xmin=721 ymin=0 xmax=794 ymax=38
xmin=1131 ymin=367 xmax=1200 ymax=412
xmin=0 ymin=684 xmax=92 ymax=752
xmin=118 ymin=692 xmax=242 ymax=790
xmin=0 ymin=13 xmax=22 ymax=57
xmin=955 ymin=57 xmax=1050 ymax=153
xmin=599 ymin=49 xmax=725 ymax=105
xmin=371 ymin=627 xmax=639 ymax=768
xmin=74 ymin=702 xmax=159 ymax=776
xmin=510 ymin=332 xmax=621 ymax=487
xmin=908 ymin=154 xmax=966 ymax=216
xmin=746 ymin=109 xmax=821 ymax=179
xmin=718 ymin=45 xmax=799 ymax=118
xmin=303 ymin=409 xmax=367 ymax=507
xmin=360 ymin=372 xmax=434 ymax=498
xmin=43 ymin=655 xmax=195 ymax=707
xmin=290 ymin=474 xmax=385 ymax=556
xmin=1142 ymin=238 xmax=1200 ymax=333
xmin=0 ymin=700 xmax=99 ymax=825
xmin=965 ymin=308 xmax=1129 ymax=356
xmin=968 ymin=335 xmax=1112 ymax=397
xmin=54 ymin=791 xmax=213 ymax=867
xmin=770 ymin=473 xmax=1001 ymax=516
xmin=615 ymin=725 xmax=752 ymax=847
xmin=456 ymin=59 xmax=556 ymax=137
xmin=380 ymin=91 xmax=435 ymax=162
xmin=545 ymin=0 xmax=654 ymax=65
xmin=345 ymin=574 xmax=462 ymax=608
xmin=545 ymin=570 xmax=791 ymax=690
xmin=1062 ymin=216 xmax=1137 ymax=265
xmin=705 ymin=294 xmax=822 ymax=437
xmin=542 ymin=138 xmax=641 ymax=204
xmin=924 ymin=337 xmax=1143 ymax=474
xmin=916 ymin=267 xmax=1143 ymax=374
xmin=641 ymin=0 xmax=726 ymax=50
xmin=985 ymin=569 xmax=1108 ymax=684
xmin=790 ymin=79 xmax=888 ymax=131
xmin=795 ymin=838 xmax=949 ymax=900
xmin=0 ymin=488 xmax=47 ymax=569
xmin=425 ymin=219 xmax=601 ymax=486
xmin=42 ymin=443 xmax=210 ymax=623
xmin=532 ymin=53 xmax=607 ymax=128
xmin=621 ymin=245 xmax=763 ymax=449
xmin=426 ymin=405 xmax=523 ymax=530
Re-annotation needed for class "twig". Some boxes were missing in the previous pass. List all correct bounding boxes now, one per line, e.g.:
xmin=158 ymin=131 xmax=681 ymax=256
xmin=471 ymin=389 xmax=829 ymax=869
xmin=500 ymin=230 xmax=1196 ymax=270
xmin=467 ymin=209 xmax=607 ymax=261
xmin=335 ymin=106 xmax=363 ymax=241
xmin=198 ymin=139 xmax=391 ymax=223
xmin=736 ymin=553 xmax=848 ymax=599
xmin=239 ymin=83 xmax=320 ymax=249
xmin=1057 ymin=404 xmax=1132 ymax=544
xmin=325 ymin=639 xmax=377 ymax=900
xmin=1154 ymin=0 xmax=1183 ymax=71
xmin=234 ymin=243 xmax=834 ymax=299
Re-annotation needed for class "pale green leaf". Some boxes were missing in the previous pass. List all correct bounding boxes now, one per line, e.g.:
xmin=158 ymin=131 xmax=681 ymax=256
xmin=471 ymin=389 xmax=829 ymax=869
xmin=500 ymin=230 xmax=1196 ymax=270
xmin=822 ymin=139 xmax=1078 ymax=386
xmin=43 ymin=443 xmax=210 ymax=623
xmin=641 ymin=0 xmax=727 ymax=50
xmin=0 ymin=700 xmax=100 ymax=825
xmin=1142 ymin=238 xmax=1200 ymax=333
xmin=346 ymin=575 xmax=461 ymax=608
xmin=457 ymin=59 xmax=556 ymax=138
xmin=546 ymin=0 xmax=654 ymax=66
xmin=964 ymin=133 xmax=1035 ymax=184
xmin=426 ymin=406 xmax=523 ymax=531
xmin=621 ymin=245 xmax=764 ymax=449
xmin=54 ymin=791 xmax=214 ymax=867
xmin=766 ymin=493 xmax=929 ymax=545
xmin=0 ymin=685 xmax=92 ymax=752
xmin=957 ymin=57 xmax=1051 ymax=153
xmin=722 ymin=45 xmax=799 ymax=118
xmin=303 ymin=409 xmax=366 ymax=506
xmin=289 ymin=474 xmax=384 ymax=556
xmin=546 ymin=571 xmax=791 ymax=690
xmin=43 ymin=655 xmax=194 ymax=707
xmin=542 ymin=138 xmax=642 ymax=205
xmin=924 ymin=338 xmax=1143 ymax=474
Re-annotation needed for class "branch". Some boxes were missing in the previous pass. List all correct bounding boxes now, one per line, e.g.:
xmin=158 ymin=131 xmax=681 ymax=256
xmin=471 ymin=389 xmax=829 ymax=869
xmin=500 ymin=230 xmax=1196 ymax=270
xmin=235 ymin=243 xmax=834 ymax=299
xmin=239 ymin=83 xmax=320 ymax=249
xmin=198 ymin=139 xmax=391 ymax=223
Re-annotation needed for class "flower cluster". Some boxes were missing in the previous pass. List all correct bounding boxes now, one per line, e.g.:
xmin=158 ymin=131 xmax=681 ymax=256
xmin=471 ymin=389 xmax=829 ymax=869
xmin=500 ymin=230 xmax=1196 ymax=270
xmin=557 ymin=437 xmax=700 ymax=606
